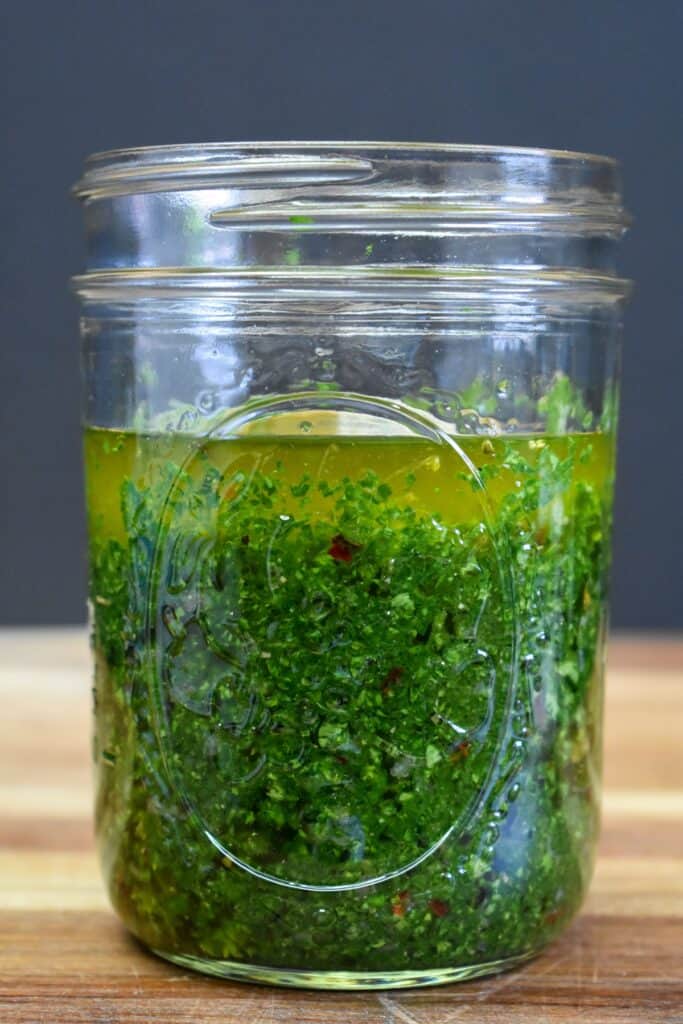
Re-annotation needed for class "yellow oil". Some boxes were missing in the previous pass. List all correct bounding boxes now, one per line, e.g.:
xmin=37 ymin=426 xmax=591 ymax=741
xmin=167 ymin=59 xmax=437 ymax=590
xmin=84 ymin=426 xmax=612 ymax=545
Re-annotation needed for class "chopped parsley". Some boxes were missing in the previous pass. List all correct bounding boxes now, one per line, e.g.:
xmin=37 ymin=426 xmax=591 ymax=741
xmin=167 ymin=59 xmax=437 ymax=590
xmin=86 ymin=427 xmax=612 ymax=976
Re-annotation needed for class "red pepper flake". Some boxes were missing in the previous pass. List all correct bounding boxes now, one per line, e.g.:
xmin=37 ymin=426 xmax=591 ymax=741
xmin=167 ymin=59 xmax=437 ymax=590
xmin=449 ymin=740 xmax=472 ymax=764
xmin=544 ymin=907 xmax=562 ymax=926
xmin=328 ymin=533 xmax=361 ymax=563
xmin=428 ymin=899 xmax=450 ymax=918
xmin=241 ymin=534 xmax=250 ymax=546
xmin=391 ymin=890 xmax=411 ymax=918
xmin=381 ymin=666 xmax=404 ymax=696
xmin=222 ymin=482 xmax=241 ymax=502
xmin=335 ymin=754 xmax=349 ymax=765
xmin=534 ymin=525 xmax=548 ymax=547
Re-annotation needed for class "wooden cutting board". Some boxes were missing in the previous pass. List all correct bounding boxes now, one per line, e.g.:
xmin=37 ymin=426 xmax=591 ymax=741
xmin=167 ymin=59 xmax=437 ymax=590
xmin=0 ymin=632 xmax=681 ymax=1023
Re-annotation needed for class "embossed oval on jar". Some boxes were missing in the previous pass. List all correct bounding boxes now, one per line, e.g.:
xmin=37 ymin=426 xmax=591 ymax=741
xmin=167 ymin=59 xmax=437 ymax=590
xmin=147 ymin=395 xmax=516 ymax=890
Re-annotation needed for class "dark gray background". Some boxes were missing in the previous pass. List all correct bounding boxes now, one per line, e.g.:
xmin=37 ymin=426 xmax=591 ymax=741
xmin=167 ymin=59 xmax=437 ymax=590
xmin=1 ymin=0 xmax=681 ymax=628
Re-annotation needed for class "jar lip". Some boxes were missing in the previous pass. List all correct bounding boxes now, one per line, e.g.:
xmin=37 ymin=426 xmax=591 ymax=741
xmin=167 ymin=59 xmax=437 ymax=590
xmin=79 ymin=139 xmax=620 ymax=169
xmin=73 ymin=140 xmax=625 ymax=208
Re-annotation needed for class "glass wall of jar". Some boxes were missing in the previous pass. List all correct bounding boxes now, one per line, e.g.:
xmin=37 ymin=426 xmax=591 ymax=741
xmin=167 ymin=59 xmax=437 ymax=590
xmin=74 ymin=143 xmax=630 ymax=988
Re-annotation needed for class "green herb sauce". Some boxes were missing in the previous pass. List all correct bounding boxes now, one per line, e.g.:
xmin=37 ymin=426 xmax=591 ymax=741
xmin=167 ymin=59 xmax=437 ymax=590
xmin=86 ymin=423 xmax=612 ymax=973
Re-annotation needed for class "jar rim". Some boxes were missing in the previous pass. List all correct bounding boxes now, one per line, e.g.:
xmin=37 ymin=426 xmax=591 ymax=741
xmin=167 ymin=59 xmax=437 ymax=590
xmin=73 ymin=140 xmax=625 ymax=207
xmin=79 ymin=139 xmax=620 ymax=168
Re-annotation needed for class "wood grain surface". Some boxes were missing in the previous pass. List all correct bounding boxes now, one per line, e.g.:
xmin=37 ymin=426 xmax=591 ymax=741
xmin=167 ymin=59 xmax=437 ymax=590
xmin=0 ymin=631 xmax=681 ymax=1023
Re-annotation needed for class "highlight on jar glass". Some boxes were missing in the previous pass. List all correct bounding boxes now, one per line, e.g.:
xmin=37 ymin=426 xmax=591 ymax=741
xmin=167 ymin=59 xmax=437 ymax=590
xmin=73 ymin=142 xmax=631 ymax=989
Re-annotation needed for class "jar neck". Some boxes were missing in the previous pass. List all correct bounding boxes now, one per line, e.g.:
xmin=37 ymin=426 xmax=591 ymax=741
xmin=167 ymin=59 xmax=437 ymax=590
xmin=74 ymin=143 xmax=630 ymax=304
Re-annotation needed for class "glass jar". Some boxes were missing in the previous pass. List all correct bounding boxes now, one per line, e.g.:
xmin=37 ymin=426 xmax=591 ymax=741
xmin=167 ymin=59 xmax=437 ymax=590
xmin=73 ymin=143 xmax=630 ymax=989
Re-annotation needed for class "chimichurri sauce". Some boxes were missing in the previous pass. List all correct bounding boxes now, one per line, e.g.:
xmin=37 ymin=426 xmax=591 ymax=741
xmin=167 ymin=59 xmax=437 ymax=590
xmin=85 ymin=426 xmax=611 ymax=974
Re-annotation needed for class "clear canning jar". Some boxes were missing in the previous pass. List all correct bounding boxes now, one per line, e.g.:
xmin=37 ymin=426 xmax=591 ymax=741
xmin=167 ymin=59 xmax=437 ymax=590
xmin=73 ymin=143 xmax=630 ymax=988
